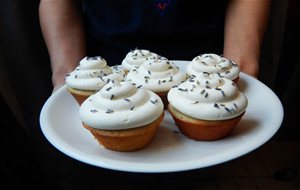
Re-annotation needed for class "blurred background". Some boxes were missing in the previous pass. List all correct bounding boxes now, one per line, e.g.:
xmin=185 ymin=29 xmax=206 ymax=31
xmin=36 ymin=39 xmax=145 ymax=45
xmin=1 ymin=0 xmax=299 ymax=189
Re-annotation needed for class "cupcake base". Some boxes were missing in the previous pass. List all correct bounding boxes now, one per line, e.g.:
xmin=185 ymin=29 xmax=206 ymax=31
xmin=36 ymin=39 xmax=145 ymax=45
xmin=82 ymin=112 xmax=165 ymax=152
xmin=67 ymin=87 xmax=95 ymax=105
xmin=168 ymin=104 xmax=244 ymax=141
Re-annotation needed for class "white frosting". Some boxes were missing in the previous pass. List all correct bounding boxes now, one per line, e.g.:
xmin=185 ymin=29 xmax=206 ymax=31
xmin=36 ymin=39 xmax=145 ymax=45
xmin=79 ymin=81 xmax=164 ymax=130
xmin=125 ymin=57 xmax=187 ymax=92
xmin=186 ymin=53 xmax=240 ymax=81
xmin=121 ymin=49 xmax=158 ymax=71
xmin=65 ymin=56 xmax=125 ymax=90
xmin=167 ymin=72 xmax=248 ymax=120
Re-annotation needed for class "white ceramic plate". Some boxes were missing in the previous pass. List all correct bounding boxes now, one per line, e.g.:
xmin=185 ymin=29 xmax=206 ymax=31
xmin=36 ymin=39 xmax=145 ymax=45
xmin=40 ymin=60 xmax=284 ymax=173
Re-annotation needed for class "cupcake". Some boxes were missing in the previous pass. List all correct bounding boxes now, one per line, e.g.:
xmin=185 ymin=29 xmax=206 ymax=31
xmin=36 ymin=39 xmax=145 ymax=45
xmin=125 ymin=56 xmax=187 ymax=108
xmin=167 ymin=72 xmax=248 ymax=141
xmin=79 ymin=80 xmax=164 ymax=152
xmin=65 ymin=56 xmax=125 ymax=105
xmin=186 ymin=53 xmax=240 ymax=83
xmin=121 ymin=48 xmax=158 ymax=73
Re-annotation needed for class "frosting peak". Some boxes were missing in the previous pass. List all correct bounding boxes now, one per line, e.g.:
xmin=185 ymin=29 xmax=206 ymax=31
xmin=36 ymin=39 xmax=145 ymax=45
xmin=125 ymin=57 xmax=187 ymax=92
xmin=168 ymin=72 xmax=247 ymax=120
xmin=79 ymin=81 xmax=164 ymax=130
xmin=65 ymin=56 xmax=125 ymax=90
xmin=80 ymin=56 xmax=107 ymax=69
xmin=121 ymin=49 xmax=158 ymax=70
xmin=187 ymin=53 xmax=240 ymax=81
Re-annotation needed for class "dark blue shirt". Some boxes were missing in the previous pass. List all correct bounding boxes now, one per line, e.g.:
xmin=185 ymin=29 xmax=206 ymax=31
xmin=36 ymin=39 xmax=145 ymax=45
xmin=83 ymin=0 xmax=226 ymax=65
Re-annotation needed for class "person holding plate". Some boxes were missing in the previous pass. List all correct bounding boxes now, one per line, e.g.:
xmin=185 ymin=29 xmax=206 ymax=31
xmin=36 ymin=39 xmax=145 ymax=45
xmin=38 ymin=0 xmax=271 ymax=189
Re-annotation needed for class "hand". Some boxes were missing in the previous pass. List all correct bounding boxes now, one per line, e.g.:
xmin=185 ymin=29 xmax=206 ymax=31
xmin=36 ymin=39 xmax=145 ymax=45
xmin=51 ymin=65 xmax=75 ymax=94
xmin=235 ymin=58 xmax=259 ymax=78
xmin=223 ymin=53 xmax=259 ymax=79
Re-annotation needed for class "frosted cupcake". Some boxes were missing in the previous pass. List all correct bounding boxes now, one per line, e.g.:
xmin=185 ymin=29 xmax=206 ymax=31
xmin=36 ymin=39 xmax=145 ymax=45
xmin=121 ymin=48 xmax=158 ymax=73
xmin=65 ymin=56 xmax=125 ymax=105
xmin=125 ymin=56 xmax=187 ymax=108
xmin=186 ymin=53 xmax=240 ymax=82
xmin=168 ymin=72 xmax=248 ymax=141
xmin=79 ymin=81 xmax=164 ymax=152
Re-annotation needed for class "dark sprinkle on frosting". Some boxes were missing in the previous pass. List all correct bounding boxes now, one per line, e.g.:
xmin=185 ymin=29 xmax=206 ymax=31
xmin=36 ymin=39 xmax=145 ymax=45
xmin=224 ymin=107 xmax=231 ymax=113
xmin=86 ymin=56 xmax=101 ymax=60
xmin=178 ymin=88 xmax=188 ymax=92
xmin=90 ymin=109 xmax=98 ymax=113
xmin=221 ymin=90 xmax=226 ymax=97
xmin=105 ymin=109 xmax=114 ymax=114
xmin=205 ymin=92 xmax=209 ymax=98
xmin=189 ymin=78 xmax=195 ymax=82
xmin=233 ymin=103 xmax=238 ymax=109
xmin=201 ymin=61 xmax=207 ymax=65
xmin=214 ymin=103 xmax=219 ymax=109
xmin=150 ymin=99 xmax=158 ymax=104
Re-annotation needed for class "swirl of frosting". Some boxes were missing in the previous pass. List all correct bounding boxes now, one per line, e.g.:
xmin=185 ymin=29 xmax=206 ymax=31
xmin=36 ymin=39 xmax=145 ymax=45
xmin=167 ymin=72 xmax=248 ymax=120
xmin=121 ymin=49 xmax=158 ymax=70
xmin=65 ymin=56 xmax=125 ymax=90
xmin=125 ymin=57 xmax=187 ymax=92
xmin=79 ymin=81 xmax=164 ymax=130
xmin=186 ymin=53 xmax=240 ymax=81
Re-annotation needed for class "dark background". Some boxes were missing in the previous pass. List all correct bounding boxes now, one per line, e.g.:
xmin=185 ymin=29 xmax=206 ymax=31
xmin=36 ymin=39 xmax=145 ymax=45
xmin=0 ymin=0 xmax=299 ymax=189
